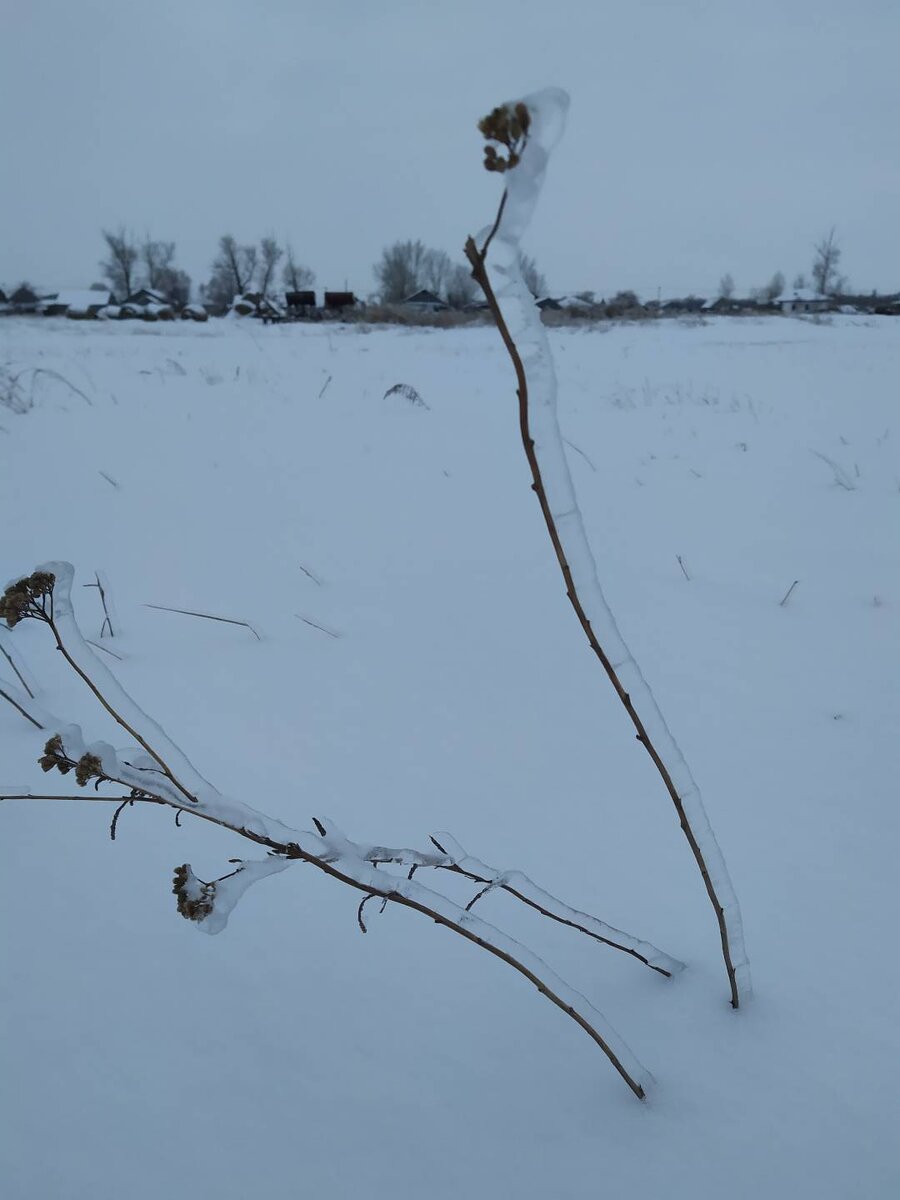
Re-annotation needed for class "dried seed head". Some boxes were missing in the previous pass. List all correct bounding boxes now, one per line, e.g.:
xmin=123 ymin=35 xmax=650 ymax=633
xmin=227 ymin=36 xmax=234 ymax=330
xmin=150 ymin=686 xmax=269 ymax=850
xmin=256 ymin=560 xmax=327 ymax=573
xmin=39 ymin=734 xmax=72 ymax=774
xmin=0 ymin=571 xmax=56 ymax=627
xmin=172 ymin=863 xmax=216 ymax=922
xmin=74 ymin=752 xmax=103 ymax=788
xmin=478 ymin=100 xmax=531 ymax=173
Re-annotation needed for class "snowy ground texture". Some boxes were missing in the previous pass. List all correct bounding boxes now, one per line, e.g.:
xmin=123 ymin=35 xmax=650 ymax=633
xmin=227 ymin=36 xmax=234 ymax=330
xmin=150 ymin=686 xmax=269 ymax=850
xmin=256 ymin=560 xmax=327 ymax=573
xmin=1 ymin=313 xmax=898 ymax=1198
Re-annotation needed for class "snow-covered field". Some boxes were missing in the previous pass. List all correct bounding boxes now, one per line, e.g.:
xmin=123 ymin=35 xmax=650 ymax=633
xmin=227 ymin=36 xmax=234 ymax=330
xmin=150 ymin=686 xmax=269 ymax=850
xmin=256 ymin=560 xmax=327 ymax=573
xmin=1 ymin=313 xmax=898 ymax=1198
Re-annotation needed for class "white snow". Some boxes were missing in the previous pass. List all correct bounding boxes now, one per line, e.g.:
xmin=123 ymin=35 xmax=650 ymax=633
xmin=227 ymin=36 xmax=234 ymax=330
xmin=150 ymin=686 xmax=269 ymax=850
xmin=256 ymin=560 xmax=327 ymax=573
xmin=1 ymin=310 xmax=899 ymax=1197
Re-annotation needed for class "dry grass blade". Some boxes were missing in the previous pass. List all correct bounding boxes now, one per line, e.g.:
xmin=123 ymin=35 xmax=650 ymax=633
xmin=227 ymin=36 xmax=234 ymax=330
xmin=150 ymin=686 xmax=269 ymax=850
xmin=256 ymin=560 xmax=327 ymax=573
xmin=296 ymin=614 xmax=342 ymax=639
xmin=779 ymin=580 xmax=800 ymax=607
xmin=143 ymin=603 xmax=261 ymax=640
xmin=384 ymin=383 xmax=429 ymax=409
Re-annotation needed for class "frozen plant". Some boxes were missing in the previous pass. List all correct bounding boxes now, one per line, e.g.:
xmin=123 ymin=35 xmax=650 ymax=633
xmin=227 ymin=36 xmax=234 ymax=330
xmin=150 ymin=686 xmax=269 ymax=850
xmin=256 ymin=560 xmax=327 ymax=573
xmin=0 ymin=564 xmax=688 ymax=1101
xmin=465 ymin=88 xmax=750 ymax=1008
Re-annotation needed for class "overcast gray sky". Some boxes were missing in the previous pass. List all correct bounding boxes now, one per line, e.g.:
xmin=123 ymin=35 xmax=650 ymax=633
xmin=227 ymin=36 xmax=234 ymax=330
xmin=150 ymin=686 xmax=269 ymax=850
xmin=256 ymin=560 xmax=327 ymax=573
xmin=2 ymin=0 xmax=898 ymax=300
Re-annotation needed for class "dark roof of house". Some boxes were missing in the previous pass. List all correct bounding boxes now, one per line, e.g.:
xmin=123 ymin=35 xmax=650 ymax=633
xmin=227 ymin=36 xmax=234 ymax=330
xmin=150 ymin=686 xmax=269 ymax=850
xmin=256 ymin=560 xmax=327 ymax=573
xmin=10 ymin=285 xmax=39 ymax=304
xmin=404 ymin=289 xmax=446 ymax=305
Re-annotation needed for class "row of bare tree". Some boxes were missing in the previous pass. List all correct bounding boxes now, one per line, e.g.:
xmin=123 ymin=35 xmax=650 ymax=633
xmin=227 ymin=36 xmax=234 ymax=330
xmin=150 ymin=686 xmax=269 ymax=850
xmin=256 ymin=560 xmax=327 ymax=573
xmin=717 ymin=228 xmax=848 ymax=301
xmin=372 ymin=239 xmax=546 ymax=305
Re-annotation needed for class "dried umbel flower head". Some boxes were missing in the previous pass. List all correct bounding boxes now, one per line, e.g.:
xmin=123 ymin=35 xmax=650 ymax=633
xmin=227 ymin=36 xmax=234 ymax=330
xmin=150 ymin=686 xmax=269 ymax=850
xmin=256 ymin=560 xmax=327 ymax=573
xmin=172 ymin=863 xmax=216 ymax=922
xmin=0 ymin=570 xmax=55 ymax=628
xmin=39 ymin=734 xmax=72 ymax=774
xmin=74 ymin=752 xmax=103 ymax=788
xmin=478 ymin=101 xmax=531 ymax=172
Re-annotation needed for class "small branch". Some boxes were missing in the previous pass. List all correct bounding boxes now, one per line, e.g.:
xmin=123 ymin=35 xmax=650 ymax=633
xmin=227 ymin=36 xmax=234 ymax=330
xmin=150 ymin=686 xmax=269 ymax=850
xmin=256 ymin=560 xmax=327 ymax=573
xmin=317 ymin=374 xmax=332 ymax=399
xmin=0 ymin=685 xmax=44 ymax=730
xmin=465 ymin=881 xmax=497 ymax=912
xmin=143 ymin=603 xmax=261 ymax=641
xmin=357 ymin=893 xmax=378 ymax=932
xmin=779 ymin=580 xmax=800 ymax=607
xmin=676 ymin=555 xmax=691 ymax=582
xmin=98 ymin=471 xmax=121 ymax=490
xmin=0 ymin=639 xmax=35 ymax=698
xmin=109 ymin=797 xmax=133 ymax=841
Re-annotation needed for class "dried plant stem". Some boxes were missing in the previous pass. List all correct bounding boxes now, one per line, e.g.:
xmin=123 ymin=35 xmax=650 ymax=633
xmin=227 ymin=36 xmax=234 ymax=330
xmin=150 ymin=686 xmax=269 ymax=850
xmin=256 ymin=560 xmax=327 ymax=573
xmin=83 ymin=572 xmax=114 ymax=637
xmin=779 ymin=580 xmax=800 ymax=607
xmin=0 ymin=641 xmax=34 ymax=698
xmin=143 ymin=603 xmax=261 ymax=640
xmin=46 ymin=616 xmax=198 ymax=806
xmin=0 ymin=686 xmax=44 ymax=730
xmin=466 ymin=212 xmax=743 ymax=1010
xmin=2 ymin=781 xmax=647 ymax=1099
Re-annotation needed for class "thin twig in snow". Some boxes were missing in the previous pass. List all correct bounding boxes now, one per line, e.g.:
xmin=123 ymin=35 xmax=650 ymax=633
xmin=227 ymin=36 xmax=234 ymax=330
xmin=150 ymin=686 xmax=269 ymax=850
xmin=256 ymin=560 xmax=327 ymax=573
xmin=779 ymin=580 xmax=800 ymax=607
xmin=677 ymin=555 xmax=691 ymax=581
xmin=86 ymin=639 xmax=124 ymax=661
xmin=83 ymin=572 xmax=114 ymax=637
xmin=563 ymin=438 xmax=597 ymax=472
xmin=298 ymin=564 xmax=323 ymax=586
xmin=143 ymin=603 xmax=261 ymax=640
xmin=296 ymin=614 xmax=342 ymax=639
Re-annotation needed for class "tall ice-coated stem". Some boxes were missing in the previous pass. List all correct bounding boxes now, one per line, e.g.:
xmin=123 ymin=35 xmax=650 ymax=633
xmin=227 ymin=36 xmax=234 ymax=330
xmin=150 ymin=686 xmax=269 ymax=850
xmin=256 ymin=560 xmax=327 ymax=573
xmin=465 ymin=87 xmax=750 ymax=1008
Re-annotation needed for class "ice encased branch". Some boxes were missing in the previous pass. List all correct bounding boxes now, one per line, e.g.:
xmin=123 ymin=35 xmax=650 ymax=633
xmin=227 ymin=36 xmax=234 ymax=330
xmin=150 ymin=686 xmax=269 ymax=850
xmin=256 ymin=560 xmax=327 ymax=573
xmin=476 ymin=88 xmax=750 ymax=1003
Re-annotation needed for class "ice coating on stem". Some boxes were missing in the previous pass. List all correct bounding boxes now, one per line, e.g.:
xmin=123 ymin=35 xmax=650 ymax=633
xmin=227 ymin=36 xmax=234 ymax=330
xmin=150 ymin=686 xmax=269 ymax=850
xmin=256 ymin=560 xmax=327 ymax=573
xmin=480 ymin=88 xmax=750 ymax=1002
xmin=194 ymin=857 xmax=291 ymax=935
xmin=433 ymin=831 xmax=684 ymax=977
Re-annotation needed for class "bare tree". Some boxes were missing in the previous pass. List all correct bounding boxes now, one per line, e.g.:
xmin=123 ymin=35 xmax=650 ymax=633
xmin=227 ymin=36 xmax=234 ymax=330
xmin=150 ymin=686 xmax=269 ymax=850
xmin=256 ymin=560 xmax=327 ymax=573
xmin=100 ymin=229 xmax=139 ymax=300
xmin=257 ymin=237 xmax=284 ymax=298
xmin=373 ymin=240 xmax=432 ymax=302
xmin=763 ymin=271 xmax=785 ymax=302
xmin=718 ymin=273 xmax=735 ymax=300
xmin=421 ymin=248 xmax=453 ymax=297
xmin=282 ymin=245 xmax=315 ymax=292
xmin=518 ymin=252 xmax=546 ymax=298
xmin=793 ymin=272 xmax=808 ymax=290
xmin=141 ymin=238 xmax=191 ymax=307
xmin=206 ymin=235 xmax=258 ymax=308
xmin=445 ymin=262 xmax=479 ymax=308
xmin=811 ymin=228 xmax=845 ymax=296
xmin=608 ymin=290 xmax=640 ymax=314
xmin=141 ymin=239 xmax=176 ymax=289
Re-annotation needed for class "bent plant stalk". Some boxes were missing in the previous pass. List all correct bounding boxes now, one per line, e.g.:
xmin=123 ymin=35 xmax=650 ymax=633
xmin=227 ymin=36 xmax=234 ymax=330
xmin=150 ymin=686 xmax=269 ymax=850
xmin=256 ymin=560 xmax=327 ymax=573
xmin=0 ymin=564 xmax=672 ymax=1100
xmin=465 ymin=88 xmax=750 ymax=1009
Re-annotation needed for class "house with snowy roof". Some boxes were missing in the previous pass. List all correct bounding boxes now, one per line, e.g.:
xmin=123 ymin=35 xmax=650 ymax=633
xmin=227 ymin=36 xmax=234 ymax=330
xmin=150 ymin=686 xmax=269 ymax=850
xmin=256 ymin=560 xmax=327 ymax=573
xmin=8 ymin=284 xmax=42 ymax=312
xmin=39 ymin=288 xmax=114 ymax=317
xmin=775 ymin=287 xmax=830 ymax=314
xmin=402 ymin=289 xmax=449 ymax=313
xmin=122 ymin=287 xmax=168 ymax=308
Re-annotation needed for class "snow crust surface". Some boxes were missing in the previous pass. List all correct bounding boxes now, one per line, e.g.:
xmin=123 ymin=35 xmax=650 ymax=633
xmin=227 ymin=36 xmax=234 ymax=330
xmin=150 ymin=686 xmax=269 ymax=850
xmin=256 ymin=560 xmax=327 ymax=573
xmin=1 ymin=313 xmax=899 ymax=1197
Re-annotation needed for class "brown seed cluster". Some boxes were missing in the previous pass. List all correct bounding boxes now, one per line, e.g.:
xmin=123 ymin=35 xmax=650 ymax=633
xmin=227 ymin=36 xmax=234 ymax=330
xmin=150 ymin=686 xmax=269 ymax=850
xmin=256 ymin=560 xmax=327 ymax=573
xmin=39 ymin=734 xmax=71 ymax=774
xmin=478 ymin=101 xmax=531 ymax=173
xmin=39 ymin=734 xmax=105 ymax=787
xmin=172 ymin=863 xmax=216 ymax=922
xmin=0 ymin=571 xmax=55 ymax=628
